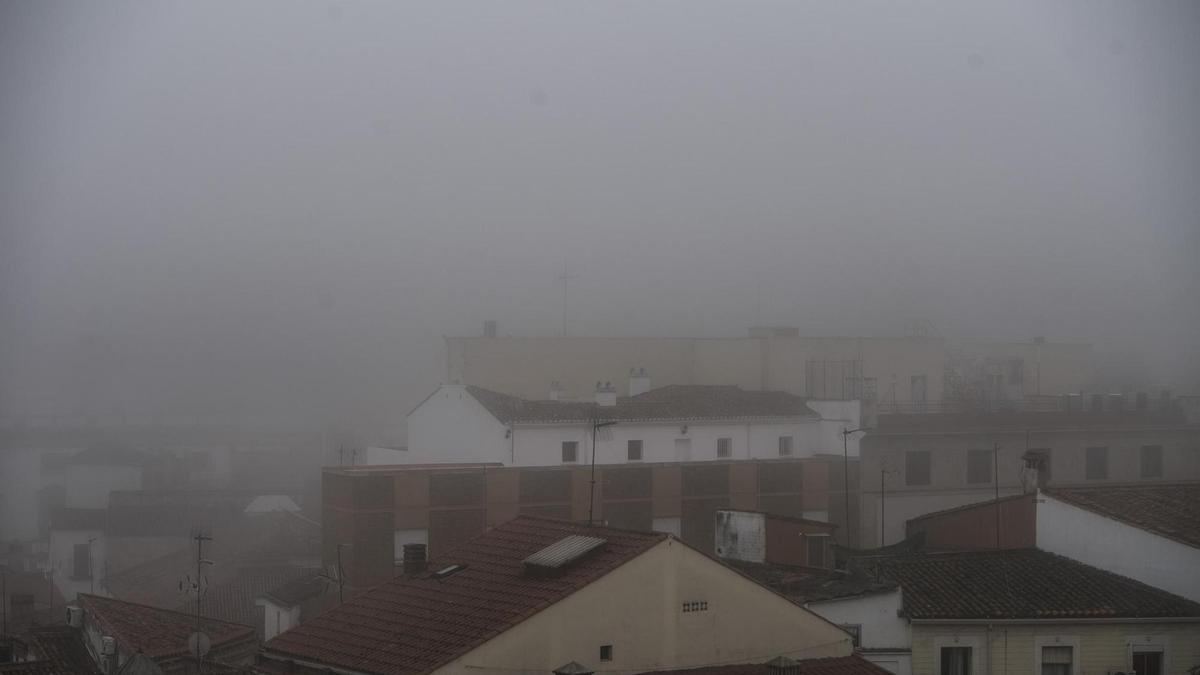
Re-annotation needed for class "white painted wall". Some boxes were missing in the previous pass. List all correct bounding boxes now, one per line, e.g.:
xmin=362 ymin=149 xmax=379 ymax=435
xmin=48 ymin=527 xmax=105 ymax=603
xmin=64 ymin=464 xmax=142 ymax=509
xmin=406 ymin=384 xmax=829 ymax=468
xmin=714 ymin=510 xmax=766 ymax=563
xmin=807 ymin=400 xmax=863 ymax=458
xmin=1036 ymin=491 xmax=1200 ymax=602
xmin=806 ymin=589 xmax=911 ymax=675
xmin=405 ymin=385 xmax=511 ymax=464
xmin=258 ymin=597 xmax=303 ymax=641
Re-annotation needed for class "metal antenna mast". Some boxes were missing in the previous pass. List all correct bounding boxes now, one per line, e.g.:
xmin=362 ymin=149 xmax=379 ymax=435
xmin=556 ymin=264 xmax=578 ymax=337
xmin=179 ymin=531 xmax=213 ymax=670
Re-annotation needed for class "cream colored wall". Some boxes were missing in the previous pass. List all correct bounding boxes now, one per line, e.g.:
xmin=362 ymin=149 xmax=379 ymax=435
xmin=437 ymin=538 xmax=852 ymax=675
xmin=960 ymin=341 xmax=1093 ymax=396
xmin=912 ymin=622 xmax=1200 ymax=675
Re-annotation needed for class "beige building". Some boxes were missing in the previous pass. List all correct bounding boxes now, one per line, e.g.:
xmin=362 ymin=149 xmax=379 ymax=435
xmin=446 ymin=329 xmax=948 ymax=405
xmin=258 ymin=516 xmax=854 ymax=675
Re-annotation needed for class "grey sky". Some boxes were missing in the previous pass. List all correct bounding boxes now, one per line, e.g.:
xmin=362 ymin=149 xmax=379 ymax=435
xmin=2 ymin=1 xmax=1197 ymax=426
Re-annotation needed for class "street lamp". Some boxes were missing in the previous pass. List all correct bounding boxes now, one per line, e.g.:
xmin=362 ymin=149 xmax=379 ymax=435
xmin=842 ymin=427 xmax=867 ymax=548
xmin=588 ymin=419 xmax=618 ymax=526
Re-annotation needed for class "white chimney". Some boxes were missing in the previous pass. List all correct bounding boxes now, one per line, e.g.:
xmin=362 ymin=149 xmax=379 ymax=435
xmin=594 ymin=381 xmax=617 ymax=407
xmin=628 ymin=367 xmax=652 ymax=397
xmin=549 ymin=381 xmax=565 ymax=401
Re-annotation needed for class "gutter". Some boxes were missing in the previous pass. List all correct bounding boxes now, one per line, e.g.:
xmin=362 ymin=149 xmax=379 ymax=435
xmin=910 ymin=616 xmax=1200 ymax=626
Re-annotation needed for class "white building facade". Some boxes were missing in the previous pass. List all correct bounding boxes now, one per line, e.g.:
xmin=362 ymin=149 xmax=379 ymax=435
xmin=805 ymin=589 xmax=911 ymax=675
xmin=404 ymin=383 xmax=860 ymax=468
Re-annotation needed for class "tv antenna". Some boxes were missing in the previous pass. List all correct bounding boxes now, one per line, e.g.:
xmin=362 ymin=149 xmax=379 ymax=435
xmin=179 ymin=530 xmax=213 ymax=668
xmin=555 ymin=264 xmax=578 ymax=337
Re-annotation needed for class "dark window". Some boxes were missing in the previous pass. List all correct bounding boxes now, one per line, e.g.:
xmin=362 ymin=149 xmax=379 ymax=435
xmin=1132 ymin=650 xmax=1163 ymax=675
xmin=627 ymin=440 xmax=642 ymax=461
xmin=600 ymin=500 xmax=652 ymax=531
xmin=778 ymin=436 xmax=794 ymax=456
xmin=602 ymin=467 xmax=652 ymax=499
xmin=73 ymin=543 xmax=91 ymax=580
xmin=966 ymin=449 xmax=992 ymax=484
xmin=941 ymin=646 xmax=971 ymax=675
xmin=561 ymin=441 xmax=578 ymax=463
xmin=429 ymin=471 xmax=486 ymax=507
xmin=757 ymin=461 xmax=803 ymax=494
xmin=682 ymin=464 xmax=729 ymax=497
xmin=1141 ymin=445 xmax=1163 ymax=478
xmin=806 ymin=535 xmax=827 ymax=568
xmin=518 ymin=469 xmax=572 ymax=504
xmin=911 ymin=375 xmax=928 ymax=405
xmin=1085 ymin=447 xmax=1108 ymax=480
xmin=599 ymin=645 xmax=613 ymax=662
xmin=906 ymin=451 xmax=931 ymax=486
xmin=717 ymin=437 xmax=732 ymax=458
xmin=840 ymin=624 xmax=862 ymax=648
xmin=1040 ymin=645 xmax=1072 ymax=675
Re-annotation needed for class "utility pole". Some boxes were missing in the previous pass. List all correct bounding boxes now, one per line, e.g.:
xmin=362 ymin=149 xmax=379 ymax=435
xmin=87 ymin=537 xmax=97 ymax=595
xmin=880 ymin=469 xmax=892 ymax=548
xmin=993 ymin=441 xmax=1001 ymax=549
xmin=556 ymin=264 xmax=578 ymax=338
xmin=192 ymin=531 xmax=213 ymax=669
xmin=587 ymin=420 xmax=617 ymax=526
xmin=336 ymin=544 xmax=346 ymax=604
xmin=842 ymin=428 xmax=866 ymax=547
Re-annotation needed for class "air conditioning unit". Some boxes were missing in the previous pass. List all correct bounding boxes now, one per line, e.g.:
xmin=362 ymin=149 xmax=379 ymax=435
xmin=66 ymin=606 xmax=83 ymax=627
xmin=101 ymin=636 xmax=116 ymax=656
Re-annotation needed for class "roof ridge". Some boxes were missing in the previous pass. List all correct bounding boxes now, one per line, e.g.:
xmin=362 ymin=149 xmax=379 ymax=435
xmin=78 ymin=593 xmax=256 ymax=630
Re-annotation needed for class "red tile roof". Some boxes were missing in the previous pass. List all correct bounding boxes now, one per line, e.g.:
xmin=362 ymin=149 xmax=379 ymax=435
xmin=467 ymin=384 xmax=817 ymax=424
xmin=261 ymin=516 xmax=667 ymax=675
xmin=850 ymin=548 xmax=1200 ymax=620
xmin=636 ymin=655 xmax=894 ymax=675
xmin=1044 ymin=482 xmax=1200 ymax=548
xmin=20 ymin=626 xmax=101 ymax=675
xmin=77 ymin=594 xmax=255 ymax=659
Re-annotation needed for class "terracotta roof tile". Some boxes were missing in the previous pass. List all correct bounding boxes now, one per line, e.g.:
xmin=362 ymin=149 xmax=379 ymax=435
xmin=850 ymin=548 xmax=1200 ymax=620
xmin=1044 ymin=483 xmax=1200 ymax=548
xmin=467 ymin=385 xmax=817 ymax=424
xmin=18 ymin=626 xmax=100 ymax=675
xmin=261 ymin=516 xmax=666 ymax=675
xmin=77 ymin=594 xmax=255 ymax=659
xmin=636 ymin=655 xmax=894 ymax=675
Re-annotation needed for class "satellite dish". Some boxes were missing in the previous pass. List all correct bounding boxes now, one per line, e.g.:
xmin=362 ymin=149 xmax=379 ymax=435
xmin=186 ymin=632 xmax=211 ymax=658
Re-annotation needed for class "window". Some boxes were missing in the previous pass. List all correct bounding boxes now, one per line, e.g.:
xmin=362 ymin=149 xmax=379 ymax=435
xmin=940 ymin=646 xmax=971 ymax=675
xmin=966 ymin=449 xmax=992 ymax=484
xmin=1040 ymin=645 xmax=1072 ymax=675
xmin=627 ymin=439 xmax=643 ymax=461
xmin=807 ymin=535 xmax=828 ymax=568
xmin=561 ymin=441 xmax=578 ymax=463
xmin=1085 ymin=447 xmax=1108 ymax=480
xmin=599 ymin=645 xmax=613 ymax=662
xmin=906 ymin=451 xmax=931 ymax=486
xmin=1140 ymin=445 xmax=1163 ymax=478
xmin=863 ymin=377 xmax=878 ymax=400
xmin=72 ymin=542 xmax=91 ymax=580
xmin=840 ymin=624 xmax=862 ymax=648
xmin=778 ymin=436 xmax=794 ymax=456
xmin=717 ymin=437 xmax=732 ymax=458
xmin=910 ymin=375 xmax=927 ymax=405
xmin=1132 ymin=650 xmax=1163 ymax=675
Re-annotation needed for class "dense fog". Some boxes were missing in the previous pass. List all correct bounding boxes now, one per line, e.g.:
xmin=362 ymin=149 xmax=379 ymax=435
xmin=2 ymin=1 xmax=1198 ymax=433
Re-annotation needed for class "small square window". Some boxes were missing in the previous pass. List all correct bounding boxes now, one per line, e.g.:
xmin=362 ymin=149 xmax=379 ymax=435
xmin=561 ymin=441 xmax=578 ymax=463
xmin=1085 ymin=447 xmax=1108 ymax=480
xmin=599 ymin=645 xmax=613 ymax=662
xmin=717 ymin=437 xmax=732 ymax=458
xmin=627 ymin=440 xmax=643 ymax=462
xmin=1141 ymin=445 xmax=1163 ymax=478
xmin=778 ymin=436 xmax=794 ymax=456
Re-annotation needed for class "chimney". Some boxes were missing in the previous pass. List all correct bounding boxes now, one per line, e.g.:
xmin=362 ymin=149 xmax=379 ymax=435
xmin=594 ymin=381 xmax=617 ymax=407
xmin=483 ymin=320 xmax=497 ymax=338
xmin=402 ymin=543 xmax=427 ymax=576
xmin=549 ymin=380 xmax=565 ymax=401
xmin=628 ymin=367 xmax=652 ymax=397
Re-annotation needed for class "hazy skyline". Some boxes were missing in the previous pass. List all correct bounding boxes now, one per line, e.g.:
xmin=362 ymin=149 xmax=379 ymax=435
xmin=2 ymin=1 xmax=1198 ymax=427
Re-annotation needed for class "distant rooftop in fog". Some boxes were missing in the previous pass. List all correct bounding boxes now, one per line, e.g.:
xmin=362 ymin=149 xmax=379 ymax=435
xmin=466 ymin=384 xmax=818 ymax=424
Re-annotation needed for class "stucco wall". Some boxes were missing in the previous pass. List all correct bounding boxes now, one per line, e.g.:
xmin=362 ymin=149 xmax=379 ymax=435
xmin=806 ymin=589 xmax=910 ymax=675
xmin=406 ymin=385 xmax=511 ymax=464
xmin=1036 ymin=492 xmax=1200 ymax=603
xmin=912 ymin=622 xmax=1200 ymax=675
xmin=439 ymin=538 xmax=852 ymax=675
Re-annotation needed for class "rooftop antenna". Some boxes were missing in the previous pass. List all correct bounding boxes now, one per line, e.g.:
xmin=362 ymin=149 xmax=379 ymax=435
xmin=556 ymin=263 xmax=579 ymax=337
xmin=179 ymin=530 xmax=213 ymax=669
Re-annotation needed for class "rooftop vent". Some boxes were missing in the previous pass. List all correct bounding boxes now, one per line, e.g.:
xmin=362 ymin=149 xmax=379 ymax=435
xmin=764 ymin=656 xmax=801 ymax=675
xmin=431 ymin=564 xmax=467 ymax=580
xmin=523 ymin=535 xmax=607 ymax=578
xmin=554 ymin=662 xmax=594 ymax=675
